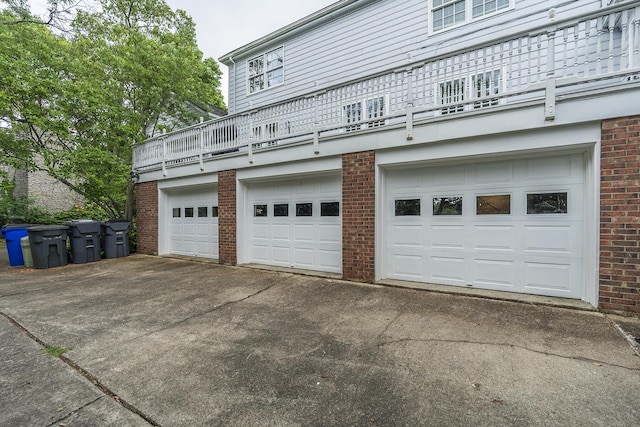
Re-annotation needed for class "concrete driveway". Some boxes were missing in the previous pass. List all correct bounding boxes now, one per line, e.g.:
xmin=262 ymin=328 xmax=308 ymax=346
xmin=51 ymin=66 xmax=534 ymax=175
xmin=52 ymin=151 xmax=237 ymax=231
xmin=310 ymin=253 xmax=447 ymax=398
xmin=0 ymin=249 xmax=639 ymax=426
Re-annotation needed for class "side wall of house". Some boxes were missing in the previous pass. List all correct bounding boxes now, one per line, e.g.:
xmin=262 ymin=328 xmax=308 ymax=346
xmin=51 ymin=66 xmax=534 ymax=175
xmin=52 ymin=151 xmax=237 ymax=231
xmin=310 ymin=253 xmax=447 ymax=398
xmin=227 ymin=0 xmax=602 ymax=113
xmin=600 ymin=115 xmax=640 ymax=314
xmin=136 ymin=181 xmax=158 ymax=255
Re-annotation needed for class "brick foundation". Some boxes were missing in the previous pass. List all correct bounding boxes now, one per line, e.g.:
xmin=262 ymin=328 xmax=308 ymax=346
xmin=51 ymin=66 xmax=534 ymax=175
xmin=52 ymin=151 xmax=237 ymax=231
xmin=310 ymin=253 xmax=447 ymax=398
xmin=219 ymin=170 xmax=237 ymax=265
xmin=342 ymin=151 xmax=376 ymax=282
xmin=600 ymin=116 xmax=640 ymax=314
xmin=136 ymin=181 xmax=158 ymax=255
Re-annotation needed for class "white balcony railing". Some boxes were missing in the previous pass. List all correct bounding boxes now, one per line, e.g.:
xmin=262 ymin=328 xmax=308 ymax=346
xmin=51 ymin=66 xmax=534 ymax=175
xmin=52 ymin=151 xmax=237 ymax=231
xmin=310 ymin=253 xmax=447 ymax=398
xmin=133 ymin=2 xmax=640 ymax=172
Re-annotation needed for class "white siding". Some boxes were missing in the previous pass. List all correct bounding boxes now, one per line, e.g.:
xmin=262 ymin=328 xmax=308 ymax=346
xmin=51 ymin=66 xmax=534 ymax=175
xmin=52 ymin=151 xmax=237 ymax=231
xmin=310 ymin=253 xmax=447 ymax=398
xmin=226 ymin=0 xmax=604 ymax=113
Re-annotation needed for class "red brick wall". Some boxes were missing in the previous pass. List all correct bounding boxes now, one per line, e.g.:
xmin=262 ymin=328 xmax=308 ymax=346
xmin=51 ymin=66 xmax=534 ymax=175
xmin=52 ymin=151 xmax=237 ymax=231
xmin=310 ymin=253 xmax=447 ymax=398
xmin=136 ymin=181 xmax=158 ymax=255
xmin=218 ymin=170 xmax=237 ymax=265
xmin=600 ymin=116 xmax=640 ymax=314
xmin=342 ymin=151 xmax=376 ymax=282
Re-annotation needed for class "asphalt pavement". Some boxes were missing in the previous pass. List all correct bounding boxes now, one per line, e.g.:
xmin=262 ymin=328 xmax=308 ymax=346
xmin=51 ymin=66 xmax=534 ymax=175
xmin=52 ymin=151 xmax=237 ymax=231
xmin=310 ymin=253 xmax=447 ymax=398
xmin=0 ymin=243 xmax=639 ymax=426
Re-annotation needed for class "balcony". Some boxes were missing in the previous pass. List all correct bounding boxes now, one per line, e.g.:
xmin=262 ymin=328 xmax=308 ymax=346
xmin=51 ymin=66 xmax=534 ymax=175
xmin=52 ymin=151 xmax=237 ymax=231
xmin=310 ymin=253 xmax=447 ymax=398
xmin=133 ymin=3 xmax=640 ymax=173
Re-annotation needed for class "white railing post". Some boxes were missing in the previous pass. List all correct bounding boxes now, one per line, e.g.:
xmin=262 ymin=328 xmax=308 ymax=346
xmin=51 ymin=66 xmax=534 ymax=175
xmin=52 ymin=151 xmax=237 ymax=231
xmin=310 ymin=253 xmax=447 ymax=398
xmin=313 ymin=92 xmax=320 ymax=154
xmin=199 ymin=125 xmax=205 ymax=171
xmin=161 ymin=134 xmax=168 ymax=177
xmin=248 ymin=113 xmax=254 ymax=164
xmin=545 ymin=27 xmax=557 ymax=121
xmin=406 ymin=68 xmax=414 ymax=141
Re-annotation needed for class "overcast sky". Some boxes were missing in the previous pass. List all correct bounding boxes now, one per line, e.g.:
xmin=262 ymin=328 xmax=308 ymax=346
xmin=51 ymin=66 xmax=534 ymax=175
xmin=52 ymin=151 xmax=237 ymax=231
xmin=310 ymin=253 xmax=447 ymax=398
xmin=163 ymin=0 xmax=337 ymax=104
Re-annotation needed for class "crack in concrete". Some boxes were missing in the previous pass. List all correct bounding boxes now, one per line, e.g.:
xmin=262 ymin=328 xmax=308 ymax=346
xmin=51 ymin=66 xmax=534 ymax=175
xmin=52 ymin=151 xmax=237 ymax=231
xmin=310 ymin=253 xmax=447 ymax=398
xmin=605 ymin=314 xmax=640 ymax=359
xmin=46 ymin=396 xmax=104 ymax=427
xmin=0 ymin=312 xmax=160 ymax=427
xmin=130 ymin=276 xmax=290 ymax=341
xmin=378 ymin=337 xmax=640 ymax=371
xmin=351 ymin=311 xmax=403 ymax=407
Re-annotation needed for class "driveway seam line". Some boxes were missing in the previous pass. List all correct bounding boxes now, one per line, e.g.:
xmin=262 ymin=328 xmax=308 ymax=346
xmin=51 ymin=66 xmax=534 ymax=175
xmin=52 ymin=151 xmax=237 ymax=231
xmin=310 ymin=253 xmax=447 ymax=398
xmin=0 ymin=311 xmax=161 ymax=427
xmin=378 ymin=337 xmax=640 ymax=371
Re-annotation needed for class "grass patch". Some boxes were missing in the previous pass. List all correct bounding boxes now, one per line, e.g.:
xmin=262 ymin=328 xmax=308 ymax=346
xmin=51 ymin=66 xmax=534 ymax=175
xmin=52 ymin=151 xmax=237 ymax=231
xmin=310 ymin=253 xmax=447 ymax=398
xmin=45 ymin=345 xmax=72 ymax=357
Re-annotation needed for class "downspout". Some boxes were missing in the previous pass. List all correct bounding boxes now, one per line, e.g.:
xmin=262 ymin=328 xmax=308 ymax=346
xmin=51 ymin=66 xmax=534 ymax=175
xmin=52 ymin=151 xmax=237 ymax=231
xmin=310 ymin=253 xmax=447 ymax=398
xmin=228 ymin=56 xmax=236 ymax=113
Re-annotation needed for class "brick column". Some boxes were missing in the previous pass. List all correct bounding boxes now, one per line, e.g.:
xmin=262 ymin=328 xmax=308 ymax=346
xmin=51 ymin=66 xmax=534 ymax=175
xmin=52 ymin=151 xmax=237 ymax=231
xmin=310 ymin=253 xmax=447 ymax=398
xmin=219 ymin=170 xmax=237 ymax=265
xmin=136 ymin=181 xmax=158 ymax=255
xmin=342 ymin=151 xmax=376 ymax=282
xmin=600 ymin=116 xmax=640 ymax=314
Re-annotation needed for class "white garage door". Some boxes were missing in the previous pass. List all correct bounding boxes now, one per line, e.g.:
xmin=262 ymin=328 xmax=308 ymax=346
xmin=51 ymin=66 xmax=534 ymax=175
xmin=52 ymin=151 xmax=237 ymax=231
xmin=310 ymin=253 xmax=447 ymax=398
xmin=168 ymin=187 xmax=219 ymax=259
xmin=246 ymin=175 xmax=342 ymax=273
xmin=384 ymin=153 xmax=585 ymax=299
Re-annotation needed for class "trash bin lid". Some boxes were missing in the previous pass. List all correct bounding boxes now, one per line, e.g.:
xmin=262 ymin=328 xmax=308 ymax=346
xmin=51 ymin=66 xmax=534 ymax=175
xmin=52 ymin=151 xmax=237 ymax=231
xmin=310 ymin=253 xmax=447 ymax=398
xmin=2 ymin=224 xmax=36 ymax=230
xmin=64 ymin=220 xmax=101 ymax=234
xmin=27 ymin=225 xmax=69 ymax=232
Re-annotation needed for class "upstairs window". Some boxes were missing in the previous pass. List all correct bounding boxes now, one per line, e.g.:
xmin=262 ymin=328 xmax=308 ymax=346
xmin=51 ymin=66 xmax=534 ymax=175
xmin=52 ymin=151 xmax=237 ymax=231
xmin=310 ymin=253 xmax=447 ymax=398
xmin=248 ymin=47 xmax=284 ymax=94
xmin=432 ymin=0 xmax=511 ymax=32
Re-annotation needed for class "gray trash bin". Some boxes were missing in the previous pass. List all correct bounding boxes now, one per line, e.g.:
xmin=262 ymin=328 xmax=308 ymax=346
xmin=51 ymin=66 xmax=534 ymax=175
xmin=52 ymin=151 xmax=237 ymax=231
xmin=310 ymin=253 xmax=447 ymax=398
xmin=27 ymin=225 xmax=69 ymax=269
xmin=65 ymin=220 xmax=101 ymax=264
xmin=101 ymin=220 xmax=131 ymax=259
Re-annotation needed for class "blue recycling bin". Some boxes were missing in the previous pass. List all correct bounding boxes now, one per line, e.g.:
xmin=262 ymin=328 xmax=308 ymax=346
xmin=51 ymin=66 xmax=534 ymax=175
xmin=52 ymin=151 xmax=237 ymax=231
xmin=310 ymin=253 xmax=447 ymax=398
xmin=1 ymin=224 xmax=34 ymax=266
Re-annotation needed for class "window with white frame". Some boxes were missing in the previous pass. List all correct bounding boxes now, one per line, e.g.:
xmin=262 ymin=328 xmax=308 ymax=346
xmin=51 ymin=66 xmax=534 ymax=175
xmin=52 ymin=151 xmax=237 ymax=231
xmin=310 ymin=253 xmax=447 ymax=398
xmin=437 ymin=69 xmax=503 ymax=114
xmin=343 ymin=96 xmax=386 ymax=132
xmin=431 ymin=0 xmax=511 ymax=32
xmin=248 ymin=47 xmax=284 ymax=94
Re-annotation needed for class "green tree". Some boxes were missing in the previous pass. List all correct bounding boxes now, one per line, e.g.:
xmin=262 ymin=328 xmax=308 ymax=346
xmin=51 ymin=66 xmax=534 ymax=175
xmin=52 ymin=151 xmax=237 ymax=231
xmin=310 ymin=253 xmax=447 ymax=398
xmin=0 ymin=0 xmax=224 ymax=220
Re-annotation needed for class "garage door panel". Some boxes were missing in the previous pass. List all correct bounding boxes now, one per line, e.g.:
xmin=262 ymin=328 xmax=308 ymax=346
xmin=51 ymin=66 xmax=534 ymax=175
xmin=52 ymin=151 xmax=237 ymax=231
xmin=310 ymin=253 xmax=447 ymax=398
xmin=473 ymin=225 xmax=515 ymax=251
xmin=430 ymin=225 xmax=465 ymax=249
xmin=475 ymin=162 xmax=513 ymax=184
xmin=431 ymin=256 xmax=466 ymax=282
xmin=524 ymin=262 xmax=573 ymax=292
xmin=392 ymin=225 xmax=423 ymax=247
xmin=384 ymin=153 xmax=585 ymax=299
xmin=392 ymin=254 xmax=424 ymax=278
xmin=272 ymin=246 xmax=291 ymax=264
xmin=318 ymin=224 xmax=341 ymax=244
xmin=247 ymin=175 xmax=342 ymax=274
xmin=431 ymin=165 xmax=466 ymax=187
xmin=252 ymin=223 xmax=269 ymax=239
xmin=525 ymin=156 xmax=572 ymax=181
xmin=474 ymin=259 xmax=516 ymax=288
xmin=294 ymin=224 xmax=315 ymax=242
xmin=524 ymin=226 xmax=573 ymax=253
xmin=318 ymin=249 xmax=341 ymax=269
xmin=294 ymin=248 xmax=315 ymax=267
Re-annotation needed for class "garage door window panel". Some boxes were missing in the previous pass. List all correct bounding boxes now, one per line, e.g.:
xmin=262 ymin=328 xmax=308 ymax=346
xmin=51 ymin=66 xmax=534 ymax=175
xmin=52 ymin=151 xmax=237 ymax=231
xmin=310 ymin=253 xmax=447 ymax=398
xmin=254 ymin=204 xmax=268 ymax=217
xmin=321 ymin=202 xmax=340 ymax=217
xmin=198 ymin=207 xmax=208 ymax=217
xmin=296 ymin=203 xmax=313 ymax=217
xmin=527 ymin=192 xmax=568 ymax=214
xmin=395 ymin=199 xmax=421 ymax=216
xmin=185 ymin=207 xmax=194 ymax=218
xmin=433 ymin=197 xmax=463 ymax=215
xmin=274 ymin=203 xmax=289 ymax=217
xmin=211 ymin=207 xmax=219 ymax=217
xmin=172 ymin=208 xmax=181 ymax=218
xmin=476 ymin=195 xmax=510 ymax=215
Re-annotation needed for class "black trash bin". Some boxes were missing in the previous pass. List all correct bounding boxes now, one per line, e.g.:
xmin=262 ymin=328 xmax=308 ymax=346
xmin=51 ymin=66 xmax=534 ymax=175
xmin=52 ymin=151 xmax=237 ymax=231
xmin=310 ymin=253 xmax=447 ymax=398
xmin=65 ymin=220 xmax=101 ymax=264
xmin=27 ymin=225 xmax=69 ymax=269
xmin=101 ymin=220 xmax=131 ymax=259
